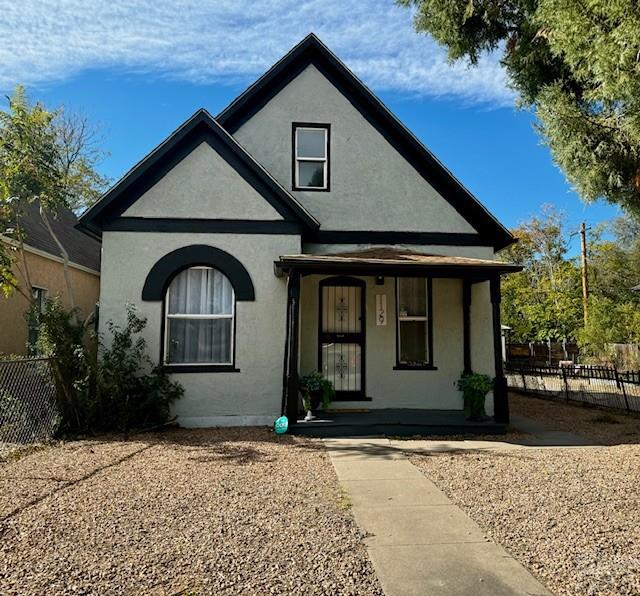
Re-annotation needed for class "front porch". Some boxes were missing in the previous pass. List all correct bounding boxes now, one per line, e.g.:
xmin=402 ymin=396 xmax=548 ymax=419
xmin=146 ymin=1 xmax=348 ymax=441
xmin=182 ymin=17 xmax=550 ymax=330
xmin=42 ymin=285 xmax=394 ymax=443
xmin=289 ymin=408 xmax=506 ymax=437
xmin=275 ymin=248 xmax=522 ymax=433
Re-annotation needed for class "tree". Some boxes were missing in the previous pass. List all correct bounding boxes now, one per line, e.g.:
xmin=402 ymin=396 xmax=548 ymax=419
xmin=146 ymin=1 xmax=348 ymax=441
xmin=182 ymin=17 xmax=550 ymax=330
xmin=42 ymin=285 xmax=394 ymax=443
xmin=500 ymin=206 xmax=583 ymax=341
xmin=399 ymin=0 xmax=640 ymax=214
xmin=0 ymin=86 xmax=107 ymax=307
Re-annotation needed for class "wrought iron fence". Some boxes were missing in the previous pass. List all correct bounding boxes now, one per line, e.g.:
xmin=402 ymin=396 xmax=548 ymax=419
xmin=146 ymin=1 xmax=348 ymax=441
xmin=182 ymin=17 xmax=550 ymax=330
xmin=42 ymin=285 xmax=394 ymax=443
xmin=0 ymin=358 xmax=59 ymax=458
xmin=506 ymin=364 xmax=640 ymax=413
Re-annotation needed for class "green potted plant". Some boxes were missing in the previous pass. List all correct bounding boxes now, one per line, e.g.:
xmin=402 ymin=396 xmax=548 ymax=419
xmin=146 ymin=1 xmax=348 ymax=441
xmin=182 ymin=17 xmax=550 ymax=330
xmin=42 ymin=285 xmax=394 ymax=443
xmin=300 ymin=372 xmax=335 ymax=421
xmin=456 ymin=372 xmax=494 ymax=421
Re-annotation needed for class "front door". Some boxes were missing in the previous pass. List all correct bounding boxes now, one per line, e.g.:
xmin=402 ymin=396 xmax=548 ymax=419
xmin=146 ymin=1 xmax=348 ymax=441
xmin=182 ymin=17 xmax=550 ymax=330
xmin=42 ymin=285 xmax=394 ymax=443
xmin=318 ymin=277 xmax=365 ymax=400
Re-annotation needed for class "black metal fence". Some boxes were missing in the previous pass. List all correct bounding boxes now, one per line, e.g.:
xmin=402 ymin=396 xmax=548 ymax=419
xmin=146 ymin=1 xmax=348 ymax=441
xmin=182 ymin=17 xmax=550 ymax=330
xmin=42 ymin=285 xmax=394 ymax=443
xmin=0 ymin=358 xmax=59 ymax=458
xmin=506 ymin=364 xmax=640 ymax=413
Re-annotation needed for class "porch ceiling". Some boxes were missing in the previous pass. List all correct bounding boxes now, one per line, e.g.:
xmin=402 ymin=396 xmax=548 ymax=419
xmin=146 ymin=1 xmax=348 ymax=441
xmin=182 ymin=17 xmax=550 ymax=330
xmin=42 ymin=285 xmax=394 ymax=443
xmin=274 ymin=247 xmax=522 ymax=279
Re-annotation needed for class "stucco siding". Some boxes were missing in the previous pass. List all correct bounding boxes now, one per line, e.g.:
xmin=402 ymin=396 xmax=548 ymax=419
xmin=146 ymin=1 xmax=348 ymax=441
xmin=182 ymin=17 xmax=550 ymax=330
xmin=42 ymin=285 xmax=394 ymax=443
xmin=0 ymin=250 xmax=100 ymax=355
xmin=123 ymin=142 xmax=283 ymax=221
xmin=234 ymin=65 xmax=478 ymax=234
xmin=300 ymin=275 xmax=474 ymax=410
xmin=99 ymin=231 xmax=300 ymax=425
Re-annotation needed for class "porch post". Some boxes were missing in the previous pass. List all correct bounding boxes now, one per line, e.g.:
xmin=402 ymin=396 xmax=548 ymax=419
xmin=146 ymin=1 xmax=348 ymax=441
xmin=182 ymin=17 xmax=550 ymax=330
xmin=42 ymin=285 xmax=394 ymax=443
xmin=490 ymin=275 xmax=509 ymax=423
xmin=286 ymin=272 xmax=301 ymax=422
xmin=462 ymin=279 xmax=472 ymax=374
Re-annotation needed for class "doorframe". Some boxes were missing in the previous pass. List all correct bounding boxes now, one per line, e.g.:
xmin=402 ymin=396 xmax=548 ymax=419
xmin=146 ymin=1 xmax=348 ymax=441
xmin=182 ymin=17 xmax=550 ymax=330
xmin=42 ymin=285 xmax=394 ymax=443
xmin=317 ymin=276 xmax=367 ymax=401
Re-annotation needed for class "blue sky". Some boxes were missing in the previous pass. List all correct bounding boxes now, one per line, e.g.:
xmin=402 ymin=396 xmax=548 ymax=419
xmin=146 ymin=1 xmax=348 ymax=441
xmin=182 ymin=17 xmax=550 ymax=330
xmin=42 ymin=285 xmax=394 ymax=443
xmin=2 ymin=0 xmax=620 ymax=253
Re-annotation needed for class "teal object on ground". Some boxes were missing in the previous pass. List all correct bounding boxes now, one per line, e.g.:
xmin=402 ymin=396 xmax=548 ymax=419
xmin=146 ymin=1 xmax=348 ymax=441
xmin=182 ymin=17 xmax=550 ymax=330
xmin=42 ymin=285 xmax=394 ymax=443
xmin=274 ymin=415 xmax=288 ymax=435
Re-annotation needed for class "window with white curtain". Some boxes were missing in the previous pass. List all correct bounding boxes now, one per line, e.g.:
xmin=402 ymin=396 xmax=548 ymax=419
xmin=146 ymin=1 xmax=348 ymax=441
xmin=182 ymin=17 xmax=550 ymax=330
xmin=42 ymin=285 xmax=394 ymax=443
xmin=164 ymin=267 xmax=234 ymax=365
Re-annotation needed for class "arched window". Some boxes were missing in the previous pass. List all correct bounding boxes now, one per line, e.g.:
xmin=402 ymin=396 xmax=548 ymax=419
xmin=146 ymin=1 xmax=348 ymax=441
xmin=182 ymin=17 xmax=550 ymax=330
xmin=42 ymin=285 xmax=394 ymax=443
xmin=164 ymin=267 xmax=234 ymax=365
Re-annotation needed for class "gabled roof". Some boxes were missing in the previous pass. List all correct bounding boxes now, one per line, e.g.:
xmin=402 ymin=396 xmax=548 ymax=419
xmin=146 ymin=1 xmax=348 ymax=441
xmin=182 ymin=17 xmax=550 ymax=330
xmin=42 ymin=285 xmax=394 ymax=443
xmin=77 ymin=109 xmax=319 ymax=237
xmin=12 ymin=201 xmax=101 ymax=272
xmin=217 ymin=33 xmax=515 ymax=251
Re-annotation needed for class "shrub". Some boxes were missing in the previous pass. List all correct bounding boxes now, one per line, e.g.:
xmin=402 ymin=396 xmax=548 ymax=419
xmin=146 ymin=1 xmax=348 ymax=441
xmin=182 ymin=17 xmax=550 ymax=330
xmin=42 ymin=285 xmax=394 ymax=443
xmin=97 ymin=307 xmax=183 ymax=433
xmin=37 ymin=301 xmax=182 ymax=435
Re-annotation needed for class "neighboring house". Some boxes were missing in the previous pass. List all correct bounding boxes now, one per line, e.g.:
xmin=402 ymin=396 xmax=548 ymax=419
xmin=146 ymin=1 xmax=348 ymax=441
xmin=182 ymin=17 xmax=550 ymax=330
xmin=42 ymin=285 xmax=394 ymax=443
xmin=78 ymin=34 xmax=521 ymax=428
xmin=0 ymin=202 xmax=101 ymax=355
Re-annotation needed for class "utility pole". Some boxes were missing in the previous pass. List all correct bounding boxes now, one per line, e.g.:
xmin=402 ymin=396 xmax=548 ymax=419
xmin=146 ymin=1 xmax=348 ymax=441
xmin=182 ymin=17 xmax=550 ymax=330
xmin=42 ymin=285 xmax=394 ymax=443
xmin=580 ymin=222 xmax=589 ymax=325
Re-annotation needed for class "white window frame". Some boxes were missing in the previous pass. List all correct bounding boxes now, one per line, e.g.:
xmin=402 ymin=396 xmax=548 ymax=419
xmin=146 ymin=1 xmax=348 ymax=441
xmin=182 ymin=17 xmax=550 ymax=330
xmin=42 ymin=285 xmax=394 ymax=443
xmin=294 ymin=125 xmax=329 ymax=190
xmin=396 ymin=277 xmax=429 ymax=366
xmin=163 ymin=266 xmax=235 ymax=366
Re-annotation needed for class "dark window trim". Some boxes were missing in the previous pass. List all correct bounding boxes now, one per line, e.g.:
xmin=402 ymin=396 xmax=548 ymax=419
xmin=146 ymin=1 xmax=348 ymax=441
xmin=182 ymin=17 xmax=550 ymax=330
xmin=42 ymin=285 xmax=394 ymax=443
xmin=394 ymin=277 xmax=434 ymax=370
xmin=162 ymin=364 xmax=241 ymax=374
xmin=318 ymin=276 xmax=367 ymax=401
xmin=292 ymin=122 xmax=331 ymax=192
xmin=142 ymin=245 xmax=255 ymax=302
xmin=160 ymin=267 xmax=239 ymax=372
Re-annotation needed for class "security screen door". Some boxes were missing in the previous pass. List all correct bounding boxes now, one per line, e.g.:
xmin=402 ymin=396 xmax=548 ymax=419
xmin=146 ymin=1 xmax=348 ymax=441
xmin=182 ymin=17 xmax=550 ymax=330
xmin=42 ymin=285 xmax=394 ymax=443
xmin=318 ymin=277 xmax=365 ymax=399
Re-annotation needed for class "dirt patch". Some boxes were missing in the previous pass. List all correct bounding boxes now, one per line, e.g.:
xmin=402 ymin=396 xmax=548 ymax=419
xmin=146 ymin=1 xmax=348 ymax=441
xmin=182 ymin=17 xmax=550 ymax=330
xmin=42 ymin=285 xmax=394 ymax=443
xmin=0 ymin=428 xmax=382 ymax=595
xmin=511 ymin=392 xmax=640 ymax=445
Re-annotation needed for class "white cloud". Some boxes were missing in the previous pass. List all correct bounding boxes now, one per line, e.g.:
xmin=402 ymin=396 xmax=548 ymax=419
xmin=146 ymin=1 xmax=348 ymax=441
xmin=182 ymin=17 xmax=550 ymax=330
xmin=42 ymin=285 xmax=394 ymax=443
xmin=0 ymin=0 xmax=514 ymax=105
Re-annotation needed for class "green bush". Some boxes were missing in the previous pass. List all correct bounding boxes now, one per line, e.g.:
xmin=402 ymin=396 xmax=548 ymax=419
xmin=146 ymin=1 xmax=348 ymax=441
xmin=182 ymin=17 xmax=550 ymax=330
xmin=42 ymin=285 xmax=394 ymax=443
xmin=98 ymin=308 xmax=183 ymax=433
xmin=37 ymin=301 xmax=182 ymax=435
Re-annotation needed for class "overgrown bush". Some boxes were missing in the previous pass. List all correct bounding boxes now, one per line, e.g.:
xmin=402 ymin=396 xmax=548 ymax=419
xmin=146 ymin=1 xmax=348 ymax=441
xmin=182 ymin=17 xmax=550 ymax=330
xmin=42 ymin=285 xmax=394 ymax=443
xmin=37 ymin=300 xmax=182 ymax=435
xmin=36 ymin=300 xmax=95 ymax=434
xmin=98 ymin=308 xmax=183 ymax=433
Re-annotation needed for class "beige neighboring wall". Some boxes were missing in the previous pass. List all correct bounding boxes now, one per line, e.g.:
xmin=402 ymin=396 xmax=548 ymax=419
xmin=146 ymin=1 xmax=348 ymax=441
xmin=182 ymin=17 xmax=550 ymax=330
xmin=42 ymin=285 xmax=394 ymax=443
xmin=0 ymin=249 xmax=100 ymax=355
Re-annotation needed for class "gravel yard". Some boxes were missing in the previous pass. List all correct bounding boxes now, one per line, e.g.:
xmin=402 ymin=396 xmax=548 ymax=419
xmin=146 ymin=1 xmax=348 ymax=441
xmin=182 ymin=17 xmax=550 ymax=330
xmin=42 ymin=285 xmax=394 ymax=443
xmin=0 ymin=428 xmax=382 ymax=595
xmin=510 ymin=392 xmax=640 ymax=445
xmin=407 ymin=394 xmax=640 ymax=596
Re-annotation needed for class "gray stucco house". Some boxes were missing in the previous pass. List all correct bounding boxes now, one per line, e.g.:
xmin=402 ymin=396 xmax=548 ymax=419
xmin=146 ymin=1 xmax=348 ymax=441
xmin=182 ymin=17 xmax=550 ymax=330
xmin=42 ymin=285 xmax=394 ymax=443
xmin=78 ymin=34 xmax=520 ymax=430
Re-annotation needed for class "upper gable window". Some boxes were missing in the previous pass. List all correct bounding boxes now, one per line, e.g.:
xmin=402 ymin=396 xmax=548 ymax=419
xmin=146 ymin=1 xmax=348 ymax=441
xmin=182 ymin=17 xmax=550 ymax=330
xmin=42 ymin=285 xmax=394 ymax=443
xmin=293 ymin=124 xmax=330 ymax=191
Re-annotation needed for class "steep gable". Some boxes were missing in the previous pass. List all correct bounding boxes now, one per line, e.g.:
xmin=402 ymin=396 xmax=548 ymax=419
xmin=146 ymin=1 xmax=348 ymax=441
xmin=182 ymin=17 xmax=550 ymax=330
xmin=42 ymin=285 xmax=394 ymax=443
xmin=218 ymin=34 xmax=514 ymax=250
xmin=123 ymin=141 xmax=282 ymax=220
xmin=78 ymin=110 xmax=318 ymax=237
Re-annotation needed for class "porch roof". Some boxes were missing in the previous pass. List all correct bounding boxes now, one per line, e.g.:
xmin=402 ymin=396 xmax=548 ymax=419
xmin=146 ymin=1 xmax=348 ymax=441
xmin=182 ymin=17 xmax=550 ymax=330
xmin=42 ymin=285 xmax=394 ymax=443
xmin=275 ymin=247 xmax=522 ymax=279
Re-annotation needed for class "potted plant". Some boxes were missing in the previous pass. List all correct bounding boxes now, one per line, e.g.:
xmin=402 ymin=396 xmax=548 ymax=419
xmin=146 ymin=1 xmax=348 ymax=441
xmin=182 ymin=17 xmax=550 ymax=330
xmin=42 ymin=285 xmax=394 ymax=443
xmin=456 ymin=372 xmax=494 ymax=421
xmin=300 ymin=372 xmax=335 ymax=421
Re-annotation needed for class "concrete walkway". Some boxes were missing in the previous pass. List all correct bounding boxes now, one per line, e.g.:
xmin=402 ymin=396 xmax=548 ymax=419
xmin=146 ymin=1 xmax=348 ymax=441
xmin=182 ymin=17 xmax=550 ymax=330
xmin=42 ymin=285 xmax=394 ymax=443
xmin=326 ymin=438 xmax=552 ymax=596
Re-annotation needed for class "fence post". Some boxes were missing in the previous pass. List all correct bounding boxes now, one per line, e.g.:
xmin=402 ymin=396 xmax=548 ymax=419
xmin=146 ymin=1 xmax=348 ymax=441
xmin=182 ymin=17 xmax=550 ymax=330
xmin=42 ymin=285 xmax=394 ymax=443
xmin=561 ymin=366 xmax=570 ymax=401
xmin=614 ymin=365 xmax=630 ymax=412
xmin=521 ymin=368 xmax=527 ymax=393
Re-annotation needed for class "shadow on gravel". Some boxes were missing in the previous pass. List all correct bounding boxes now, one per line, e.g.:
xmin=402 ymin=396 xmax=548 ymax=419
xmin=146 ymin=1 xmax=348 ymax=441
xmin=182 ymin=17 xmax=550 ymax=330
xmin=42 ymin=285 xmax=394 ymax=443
xmin=0 ymin=444 xmax=153 ymax=523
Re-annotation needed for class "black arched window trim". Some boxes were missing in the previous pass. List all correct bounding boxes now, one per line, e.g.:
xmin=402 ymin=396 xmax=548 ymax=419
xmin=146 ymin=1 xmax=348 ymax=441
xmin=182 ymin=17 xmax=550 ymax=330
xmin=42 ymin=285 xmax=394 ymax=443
xmin=143 ymin=245 xmax=254 ymax=373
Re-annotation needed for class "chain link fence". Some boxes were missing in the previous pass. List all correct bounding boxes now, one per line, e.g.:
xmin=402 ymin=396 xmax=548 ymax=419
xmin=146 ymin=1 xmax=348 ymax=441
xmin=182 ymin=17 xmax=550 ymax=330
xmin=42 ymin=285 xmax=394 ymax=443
xmin=0 ymin=358 xmax=60 ymax=458
xmin=507 ymin=364 xmax=640 ymax=413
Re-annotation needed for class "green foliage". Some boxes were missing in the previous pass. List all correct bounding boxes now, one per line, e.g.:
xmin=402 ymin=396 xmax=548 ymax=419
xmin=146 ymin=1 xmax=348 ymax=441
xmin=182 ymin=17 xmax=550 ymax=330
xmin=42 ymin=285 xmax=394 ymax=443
xmin=501 ymin=207 xmax=640 ymax=359
xmin=500 ymin=206 xmax=582 ymax=341
xmin=300 ymin=371 xmax=335 ymax=411
xmin=577 ymin=295 xmax=640 ymax=358
xmin=399 ymin=0 xmax=640 ymax=213
xmin=0 ymin=85 xmax=107 ymax=298
xmin=456 ymin=372 xmax=493 ymax=420
xmin=36 ymin=300 xmax=95 ymax=433
xmin=98 ymin=308 xmax=183 ymax=433
xmin=36 ymin=301 xmax=183 ymax=435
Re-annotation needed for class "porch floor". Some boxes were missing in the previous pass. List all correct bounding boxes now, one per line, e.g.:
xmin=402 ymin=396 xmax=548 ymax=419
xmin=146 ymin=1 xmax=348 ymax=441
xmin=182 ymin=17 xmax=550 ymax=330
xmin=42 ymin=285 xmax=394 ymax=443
xmin=289 ymin=409 xmax=506 ymax=438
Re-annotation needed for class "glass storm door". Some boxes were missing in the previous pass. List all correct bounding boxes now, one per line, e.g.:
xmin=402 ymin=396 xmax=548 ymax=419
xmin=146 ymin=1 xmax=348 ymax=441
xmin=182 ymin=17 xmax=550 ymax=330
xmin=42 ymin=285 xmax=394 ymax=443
xmin=318 ymin=278 xmax=365 ymax=399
